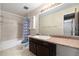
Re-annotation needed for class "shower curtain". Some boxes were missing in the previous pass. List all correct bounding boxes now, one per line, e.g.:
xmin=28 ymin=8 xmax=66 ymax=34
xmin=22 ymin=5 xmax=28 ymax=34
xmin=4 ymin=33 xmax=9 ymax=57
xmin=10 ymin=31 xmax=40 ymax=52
xmin=22 ymin=17 xmax=30 ymax=43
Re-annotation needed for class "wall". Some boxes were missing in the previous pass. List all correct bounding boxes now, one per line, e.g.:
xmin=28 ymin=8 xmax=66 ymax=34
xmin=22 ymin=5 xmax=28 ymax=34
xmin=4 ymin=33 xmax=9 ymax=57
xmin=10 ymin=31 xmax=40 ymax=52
xmin=29 ymin=4 xmax=62 ymax=35
xmin=0 ymin=4 xmax=1 ymax=41
xmin=39 ymin=4 xmax=79 ymax=56
xmin=27 ymin=4 xmax=45 ymax=35
xmin=0 ymin=10 xmax=23 ymax=42
xmin=28 ymin=4 xmax=55 ymax=35
xmin=29 ymin=15 xmax=40 ymax=35
xmin=17 ymin=18 xmax=23 ymax=39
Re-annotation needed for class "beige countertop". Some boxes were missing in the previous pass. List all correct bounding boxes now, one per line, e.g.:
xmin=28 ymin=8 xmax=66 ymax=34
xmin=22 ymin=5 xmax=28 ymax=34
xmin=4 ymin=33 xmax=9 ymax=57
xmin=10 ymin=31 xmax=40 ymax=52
xmin=29 ymin=35 xmax=79 ymax=49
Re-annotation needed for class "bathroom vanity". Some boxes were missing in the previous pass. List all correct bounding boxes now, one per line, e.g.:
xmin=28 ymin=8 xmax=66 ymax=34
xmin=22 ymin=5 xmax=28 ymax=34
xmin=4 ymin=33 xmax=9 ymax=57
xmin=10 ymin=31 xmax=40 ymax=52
xmin=29 ymin=35 xmax=79 ymax=56
xmin=29 ymin=35 xmax=56 ymax=56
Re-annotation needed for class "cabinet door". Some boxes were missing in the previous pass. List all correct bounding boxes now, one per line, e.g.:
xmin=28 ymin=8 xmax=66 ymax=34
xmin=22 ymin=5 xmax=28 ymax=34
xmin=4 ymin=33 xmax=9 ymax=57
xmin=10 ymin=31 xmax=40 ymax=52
xmin=49 ymin=46 xmax=56 ymax=56
xmin=37 ymin=44 xmax=49 ymax=56
xmin=29 ymin=41 xmax=37 ymax=54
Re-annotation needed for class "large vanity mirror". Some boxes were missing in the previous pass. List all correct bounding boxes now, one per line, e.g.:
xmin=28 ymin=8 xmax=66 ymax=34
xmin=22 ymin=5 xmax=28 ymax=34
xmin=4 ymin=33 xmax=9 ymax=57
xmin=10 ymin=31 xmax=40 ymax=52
xmin=39 ymin=3 xmax=79 ymax=36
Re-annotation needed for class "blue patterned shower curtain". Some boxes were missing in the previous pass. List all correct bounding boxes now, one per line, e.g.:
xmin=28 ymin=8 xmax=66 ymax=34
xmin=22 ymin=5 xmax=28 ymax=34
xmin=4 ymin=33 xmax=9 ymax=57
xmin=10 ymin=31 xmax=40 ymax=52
xmin=22 ymin=17 xmax=30 ymax=43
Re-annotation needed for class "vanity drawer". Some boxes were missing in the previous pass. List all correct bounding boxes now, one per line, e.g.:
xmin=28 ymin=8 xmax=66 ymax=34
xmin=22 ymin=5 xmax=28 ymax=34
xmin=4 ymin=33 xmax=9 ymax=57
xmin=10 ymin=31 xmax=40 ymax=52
xmin=29 ymin=38 xmax=55 ymax=47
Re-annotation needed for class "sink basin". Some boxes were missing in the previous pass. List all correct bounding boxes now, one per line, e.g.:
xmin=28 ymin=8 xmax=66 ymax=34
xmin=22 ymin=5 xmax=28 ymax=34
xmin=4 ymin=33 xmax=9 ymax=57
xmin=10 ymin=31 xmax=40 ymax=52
xmin=33 ymin=35 xmax=51 ymax=40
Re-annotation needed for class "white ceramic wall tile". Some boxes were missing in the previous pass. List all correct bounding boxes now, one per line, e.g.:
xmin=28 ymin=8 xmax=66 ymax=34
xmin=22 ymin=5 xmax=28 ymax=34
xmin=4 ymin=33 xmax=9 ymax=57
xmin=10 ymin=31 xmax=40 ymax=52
xmin=0 ymin=10 xmax=23 ymax=42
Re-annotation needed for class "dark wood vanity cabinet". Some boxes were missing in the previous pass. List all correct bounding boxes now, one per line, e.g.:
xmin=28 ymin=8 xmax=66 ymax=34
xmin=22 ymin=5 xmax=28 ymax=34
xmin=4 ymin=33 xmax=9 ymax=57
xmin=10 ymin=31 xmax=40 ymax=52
xmin=29 ymin=41 xmax=37 ymax=54
xmin=29 ymin=38 xmax=56 ymax=56
xmin=37 ymin=44 xmax=49 ymax=56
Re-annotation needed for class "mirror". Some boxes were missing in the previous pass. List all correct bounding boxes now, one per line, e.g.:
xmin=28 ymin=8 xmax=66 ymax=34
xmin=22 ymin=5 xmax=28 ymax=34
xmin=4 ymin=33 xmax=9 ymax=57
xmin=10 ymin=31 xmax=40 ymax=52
xmin=39 ymin=3 xmax=79 ymax=36
xmin=64 ymin=13 xmax=75 ymax=36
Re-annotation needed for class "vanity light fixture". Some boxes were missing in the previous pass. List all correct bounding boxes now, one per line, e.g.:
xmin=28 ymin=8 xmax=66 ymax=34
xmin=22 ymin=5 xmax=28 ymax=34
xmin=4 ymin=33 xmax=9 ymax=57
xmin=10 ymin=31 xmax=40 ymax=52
xmin=40 ymin=3 xmax=64 ymax=14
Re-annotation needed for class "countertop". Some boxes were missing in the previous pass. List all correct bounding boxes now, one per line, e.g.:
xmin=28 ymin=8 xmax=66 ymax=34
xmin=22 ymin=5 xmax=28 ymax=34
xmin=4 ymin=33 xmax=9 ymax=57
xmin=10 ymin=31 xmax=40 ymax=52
xmin=29 ymin=35 xmax=79 ymax=49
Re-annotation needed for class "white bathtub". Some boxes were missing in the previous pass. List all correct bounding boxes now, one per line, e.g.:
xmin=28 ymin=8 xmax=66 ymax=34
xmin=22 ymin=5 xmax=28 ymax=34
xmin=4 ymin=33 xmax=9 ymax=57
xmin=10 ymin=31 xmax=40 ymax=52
xmin=0 ymin=39 xmax=22 ymax=51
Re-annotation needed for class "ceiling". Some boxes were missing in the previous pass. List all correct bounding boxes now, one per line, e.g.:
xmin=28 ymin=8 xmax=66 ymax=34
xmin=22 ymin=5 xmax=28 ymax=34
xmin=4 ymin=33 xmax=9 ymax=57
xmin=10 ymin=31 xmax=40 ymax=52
xmin=0 ymin=3 xmax=44 ymax=16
